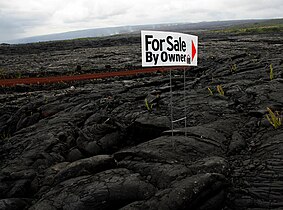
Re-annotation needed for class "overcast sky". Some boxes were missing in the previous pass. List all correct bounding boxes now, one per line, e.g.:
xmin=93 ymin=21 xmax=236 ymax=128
xmin=0 ymin=0 xmax=282 ymax=42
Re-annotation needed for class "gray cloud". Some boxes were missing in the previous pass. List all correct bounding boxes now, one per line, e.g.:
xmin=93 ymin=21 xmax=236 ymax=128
xmin=0 ymin=9 xmax=50 ymax=42
xmin=0 ymin=0 xmax=282 ymax=42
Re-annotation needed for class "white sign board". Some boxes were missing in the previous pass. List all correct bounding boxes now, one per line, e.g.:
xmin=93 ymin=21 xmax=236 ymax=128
xmin=141 ymin=31 xmax=198 ymax=67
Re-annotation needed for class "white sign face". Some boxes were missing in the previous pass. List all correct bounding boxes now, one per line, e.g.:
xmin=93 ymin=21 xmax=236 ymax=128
xmin=141 ymin=30 xmax=198 ymax=67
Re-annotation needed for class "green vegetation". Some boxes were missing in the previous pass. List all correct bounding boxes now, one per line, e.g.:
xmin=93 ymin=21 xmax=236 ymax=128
xmin=230 ymin=64 xmax=237 ymax=73
xmin=207 ymin=87 xmax=213 ymax=96
xmin=0 ymin=131 xmax=11 ymax=141
xmin=0 ymin=68 xmax=6 ymax=79
xmin=266 ymin=107 xmax=282 ymax=129
xmin=207 ymin=85 xmax=225 ymax=96
xmin=145 ymin=98 xmax=153 ymax=112
xmin=15 ymin=71 xmax=22 ymax=79
xmin=269 ymin=64 xmax=274 ymax=80
xmin=60 ymin=36 xmax=100 ymax=43
xmin=213 ymin=19 xmax=283 ymax=34
xmin=217 ymin=85 xmax=225 ymax=96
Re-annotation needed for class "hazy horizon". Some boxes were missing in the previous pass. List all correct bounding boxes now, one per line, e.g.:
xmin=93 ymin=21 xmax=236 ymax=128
xmin=1 ymin=0 xmax=282 ymax=43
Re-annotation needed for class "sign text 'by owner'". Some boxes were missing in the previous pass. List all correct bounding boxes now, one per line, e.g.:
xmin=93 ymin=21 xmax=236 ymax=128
xmin=141 ymin=31 xmax=198 ymax=67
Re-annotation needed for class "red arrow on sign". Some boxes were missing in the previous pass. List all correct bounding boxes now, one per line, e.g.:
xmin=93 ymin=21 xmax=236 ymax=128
xmin=192 ymin=40 xmax=196 ymax=61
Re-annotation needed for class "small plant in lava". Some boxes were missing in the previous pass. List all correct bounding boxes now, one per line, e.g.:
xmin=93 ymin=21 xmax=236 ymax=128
xmin=217 ymin=85 xmax=225 ymax=96
xmin=145 ymin=98 xmax=153 ymax=112
xmin=266 ymin=107 xmax=282 ymax=129
xmin=15 ymin=71 xmax=22 ymax=79
xmin=0 ymin=68 xmax=6 ymax=79
xmin=207 ymin=87 xmax=213 ymax=96
xmin=269 ymin=64 xmax=274 ymax=80
xmin=230 ymin=64 xmax=237 ymax=74
xmin=0 ymin=131 xmax=11 ymax=141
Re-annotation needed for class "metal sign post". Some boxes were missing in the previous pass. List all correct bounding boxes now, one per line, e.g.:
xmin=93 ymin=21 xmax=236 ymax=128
xmin=169 ymin=67 xmax=188 ymax=137
xmin=184 ymin=67 xmax=187 ymax=137
xmin=141 ymin=30 xmax=198 ymax=138
xmin=170 ymin=69 xmax=174 ymax=137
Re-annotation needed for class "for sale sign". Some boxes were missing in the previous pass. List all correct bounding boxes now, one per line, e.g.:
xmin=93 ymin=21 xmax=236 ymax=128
xmin=141 ymin=31 xmax=198 ymax=67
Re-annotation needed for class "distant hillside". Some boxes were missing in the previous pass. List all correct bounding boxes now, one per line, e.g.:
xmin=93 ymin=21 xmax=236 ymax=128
xmin=212 ymin=18 xmax=283 ymax=34
xmin=6 ymin=19 xmax=269 ymax=44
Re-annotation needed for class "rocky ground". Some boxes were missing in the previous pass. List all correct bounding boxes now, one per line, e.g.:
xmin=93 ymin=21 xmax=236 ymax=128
xmin=0 ymin=30 xmax=283 ymax=210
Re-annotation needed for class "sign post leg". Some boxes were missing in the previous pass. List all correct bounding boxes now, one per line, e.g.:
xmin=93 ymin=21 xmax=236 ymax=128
xmin=169 ymin=69 xmax=176 ymax=149
xmin=184 ymin=68 xmax=187 ymax=137
xmin=170 ymin=69 xmax=174 ymax=137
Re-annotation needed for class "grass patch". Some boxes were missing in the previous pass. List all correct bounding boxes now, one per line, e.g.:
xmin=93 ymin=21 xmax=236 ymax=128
xmin=207 ymin=87 xmax=213 ymax=96
xmin=230 ymin=64 xmax=237 ymax=74
xmin=217 ymin=85 xmax=225 ymax=96
xmin=213 ymin=19 xmax=283 ymax=34
xmin=145 ymin=98 xmax=153 ymax=112
xmin=266 ymin=107 xmax=282 ymax=129
xmin=0 ymin=68 xmax=6 ymax=79
xmin=0 ymin=131 xmax=11 ymax=141
xmin=207 ymin=85 xmax=225 ymax=96
xmin=269 ymin=64 xmax=274 ymax=80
